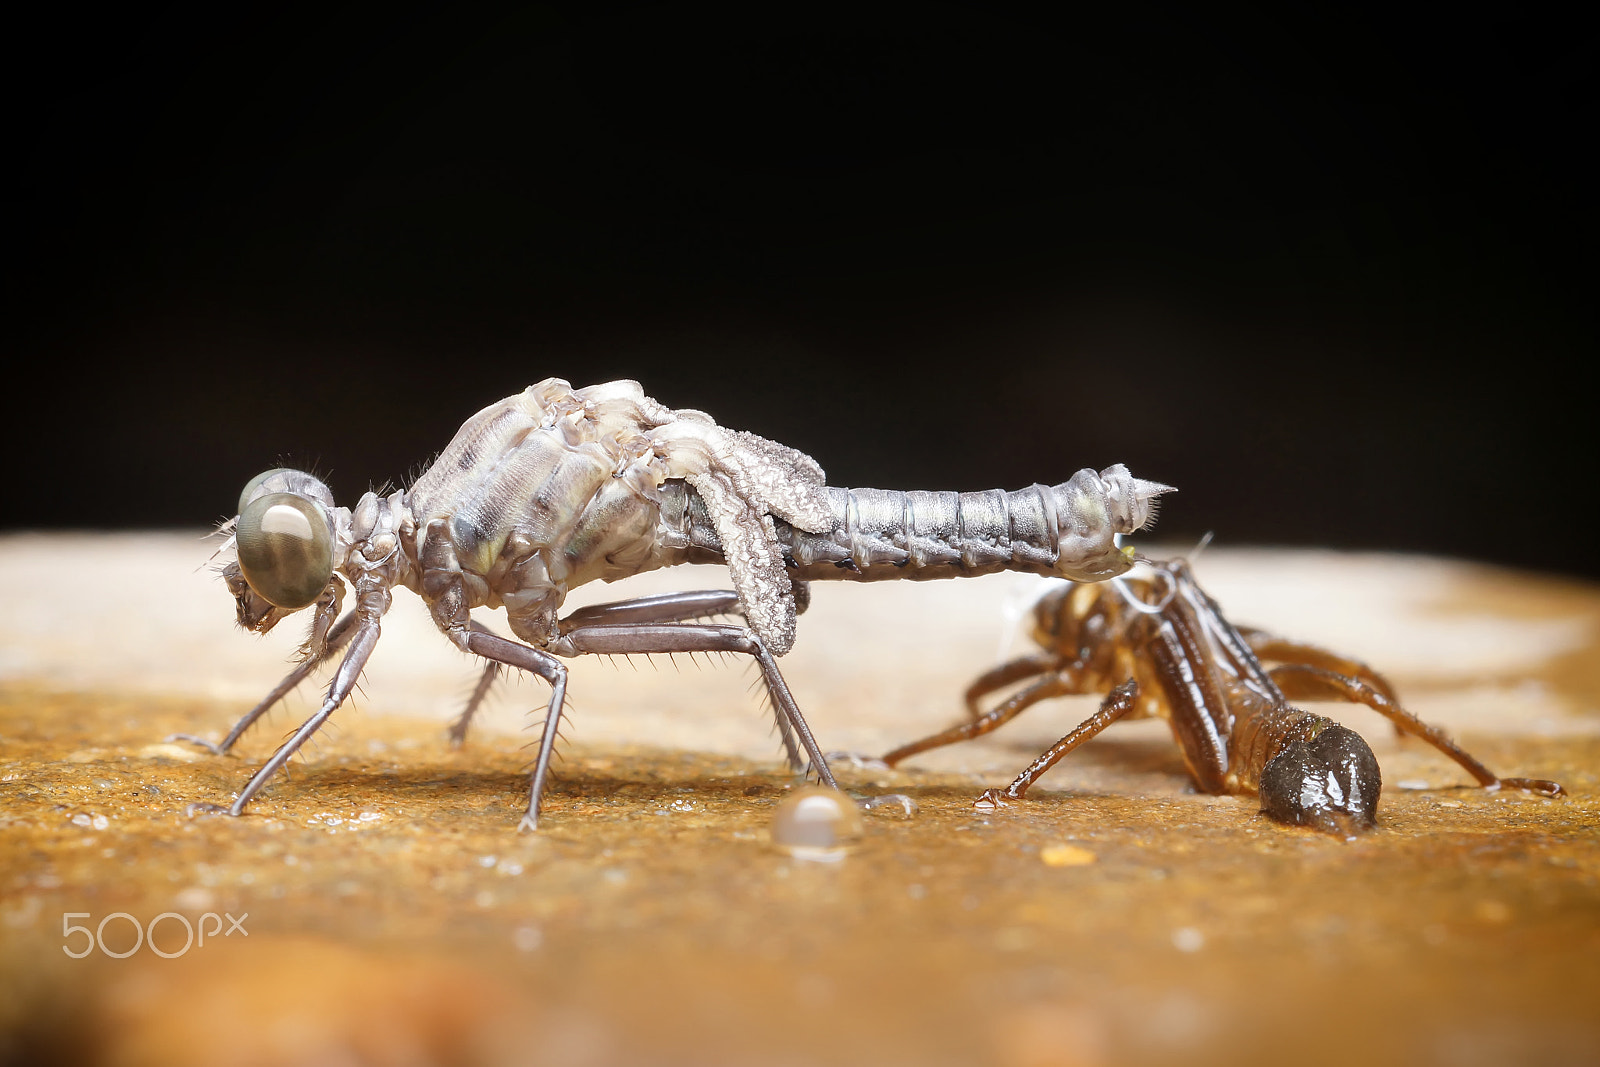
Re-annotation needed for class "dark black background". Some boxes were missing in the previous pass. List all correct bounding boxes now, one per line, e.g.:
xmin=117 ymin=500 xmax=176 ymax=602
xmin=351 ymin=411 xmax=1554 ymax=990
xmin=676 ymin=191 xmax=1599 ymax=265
xmin=8 ymin=7 xmax=1595 ymax=574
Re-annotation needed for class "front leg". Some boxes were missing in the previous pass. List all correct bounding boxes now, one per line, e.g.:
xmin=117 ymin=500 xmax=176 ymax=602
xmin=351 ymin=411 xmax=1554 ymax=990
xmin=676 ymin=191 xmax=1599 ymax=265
xmin=171 ymin=608 xmax=362 ymax=756
xmin=549 ymin=621 xmax=833 ymax=789
xmin=979 ymin=680 xmax=1142 ymax=807
xmin=209 ymin=583 xmax=390 ymax=816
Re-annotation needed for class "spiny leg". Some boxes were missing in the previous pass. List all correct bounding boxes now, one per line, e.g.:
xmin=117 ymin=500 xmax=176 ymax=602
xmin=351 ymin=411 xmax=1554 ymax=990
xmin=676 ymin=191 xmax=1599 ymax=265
xmin=215 ymin=616 xmax=383 ymax=816
xmin=559 ymin=589 xmax=745 ymax=628
xmin=556 ymin=592 xmax=802 ymax=768
xmin=555 ymin=621 xmax=833 ymax=789
xmin=443 ymin=619 xmax=529 ymax=746
xmin=884 ymin=666 xmax=1089 ymax=767
xmin=171 ymin=608 xmax=362 ymax=756
xmin=448 ymin=660 xmax=502 ymax=748
xmin=463 ymin=631 xmax=570 ymax=831
xmin=962 ymin=653 xmax=1062 ymax=719
xmin=1268 ymin=664 xmax=1563 ymax=796
xmin=448 ymin=597 xmax=749 ymax=748
xmin=978 ymin=680 xmax=1141 ymax=807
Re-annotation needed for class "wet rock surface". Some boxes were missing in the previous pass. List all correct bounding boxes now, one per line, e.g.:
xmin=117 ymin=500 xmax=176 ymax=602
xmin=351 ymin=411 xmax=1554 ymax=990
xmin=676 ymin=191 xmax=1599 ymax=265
xmin=2 ymin=537 xmax=1597 ymax=1065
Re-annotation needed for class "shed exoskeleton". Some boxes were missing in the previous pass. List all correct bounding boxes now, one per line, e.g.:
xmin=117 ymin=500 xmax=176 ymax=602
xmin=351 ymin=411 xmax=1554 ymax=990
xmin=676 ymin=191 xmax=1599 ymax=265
xmin=181 ymin=378 xmax=1172 ymax=829
xmin=881 ymin=557 xmax=1564 ymax=833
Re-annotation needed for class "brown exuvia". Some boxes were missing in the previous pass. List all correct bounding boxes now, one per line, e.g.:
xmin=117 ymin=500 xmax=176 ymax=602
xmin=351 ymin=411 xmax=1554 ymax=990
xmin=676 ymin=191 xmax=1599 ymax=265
xmin=882 ymin=557 xmax=1563 ymax=834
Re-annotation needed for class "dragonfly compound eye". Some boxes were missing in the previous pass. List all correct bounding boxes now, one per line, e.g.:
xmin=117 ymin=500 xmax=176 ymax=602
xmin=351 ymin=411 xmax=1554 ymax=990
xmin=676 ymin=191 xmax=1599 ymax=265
xmin=238 ymin=467 xmax=336 ymax=515
xmin=236 ymin=492 xmax=334 ymax=609
xmin=237 ymin=467 xmax=293 ymax=516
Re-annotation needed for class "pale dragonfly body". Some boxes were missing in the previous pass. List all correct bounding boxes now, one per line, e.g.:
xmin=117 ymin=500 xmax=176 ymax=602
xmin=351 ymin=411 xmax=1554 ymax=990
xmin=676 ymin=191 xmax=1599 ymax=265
xmin=188 ymin=377 xmax=1172 ymax=829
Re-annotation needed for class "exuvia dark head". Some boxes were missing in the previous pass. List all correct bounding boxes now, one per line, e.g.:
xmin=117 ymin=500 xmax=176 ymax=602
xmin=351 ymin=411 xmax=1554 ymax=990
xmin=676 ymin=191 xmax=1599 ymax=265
xmin=1258 ymin=723 xmax=1381 ymax=836
xmin=1030 ymin=582 xmax=1117 ymax=662
xmin=231 ymin=468 xmax=339 ymax=617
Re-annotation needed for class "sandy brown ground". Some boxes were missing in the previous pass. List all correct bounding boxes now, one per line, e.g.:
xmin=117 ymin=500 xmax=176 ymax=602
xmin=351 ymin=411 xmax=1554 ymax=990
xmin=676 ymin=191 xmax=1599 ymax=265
xmin=2 ymin=535 xmax=1597 ymax=1066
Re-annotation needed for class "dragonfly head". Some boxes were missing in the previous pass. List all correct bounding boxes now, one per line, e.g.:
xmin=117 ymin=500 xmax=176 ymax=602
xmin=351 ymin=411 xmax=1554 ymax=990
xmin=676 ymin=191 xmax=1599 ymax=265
xmin=1258 ymin=723 xmax=1381 ymax=835
xmin=227 ymin=468 xmax=340 ymax=627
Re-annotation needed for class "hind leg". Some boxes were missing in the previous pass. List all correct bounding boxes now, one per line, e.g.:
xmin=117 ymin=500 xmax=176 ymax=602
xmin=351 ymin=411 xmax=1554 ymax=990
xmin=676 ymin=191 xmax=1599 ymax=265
xmin=1269 ymin=664 xmax=1563 ymax=796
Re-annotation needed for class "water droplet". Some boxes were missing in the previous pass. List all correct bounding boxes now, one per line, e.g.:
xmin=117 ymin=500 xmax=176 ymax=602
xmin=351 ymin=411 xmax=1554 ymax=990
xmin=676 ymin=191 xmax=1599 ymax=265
xmin=861 ymin=793 xmax=918 ymax=816
xmin=769 ymin=786 xmax=862 ymax=856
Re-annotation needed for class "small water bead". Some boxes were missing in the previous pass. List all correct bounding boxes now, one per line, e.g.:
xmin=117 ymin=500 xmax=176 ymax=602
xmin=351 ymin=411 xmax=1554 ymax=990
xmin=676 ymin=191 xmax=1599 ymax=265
xmin=770 ymin=786 xmax=863 ymax=853
xmin=860 ymin=793 xmax=918 ymax=817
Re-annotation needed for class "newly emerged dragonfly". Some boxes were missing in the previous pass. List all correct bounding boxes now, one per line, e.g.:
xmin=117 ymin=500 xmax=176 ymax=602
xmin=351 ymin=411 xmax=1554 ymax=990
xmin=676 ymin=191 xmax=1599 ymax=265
xmin=181 ymin=378 xmax=1172 ymax=829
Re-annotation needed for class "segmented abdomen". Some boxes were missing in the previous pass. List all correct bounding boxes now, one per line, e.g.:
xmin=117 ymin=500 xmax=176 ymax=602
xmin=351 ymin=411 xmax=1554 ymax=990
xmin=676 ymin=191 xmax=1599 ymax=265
xmin=658 ymin=467 xmax=1137 ymax=584
xmin=1225 ymin=695 xmax=1328 ymax=793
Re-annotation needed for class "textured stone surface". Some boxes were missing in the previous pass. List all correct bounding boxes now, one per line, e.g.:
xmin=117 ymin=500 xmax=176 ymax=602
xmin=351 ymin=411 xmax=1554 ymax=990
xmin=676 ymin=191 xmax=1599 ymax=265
xmin=2 ymin=535 xmax=1597 ymax=1065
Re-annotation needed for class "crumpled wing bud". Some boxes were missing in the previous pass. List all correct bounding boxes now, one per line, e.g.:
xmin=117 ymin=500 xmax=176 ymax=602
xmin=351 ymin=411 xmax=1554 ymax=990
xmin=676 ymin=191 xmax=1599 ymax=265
xmin=644 ymin=405 xmax=834 ymax=654
xmin=685 ymin=468 xmax=802 ymax=653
